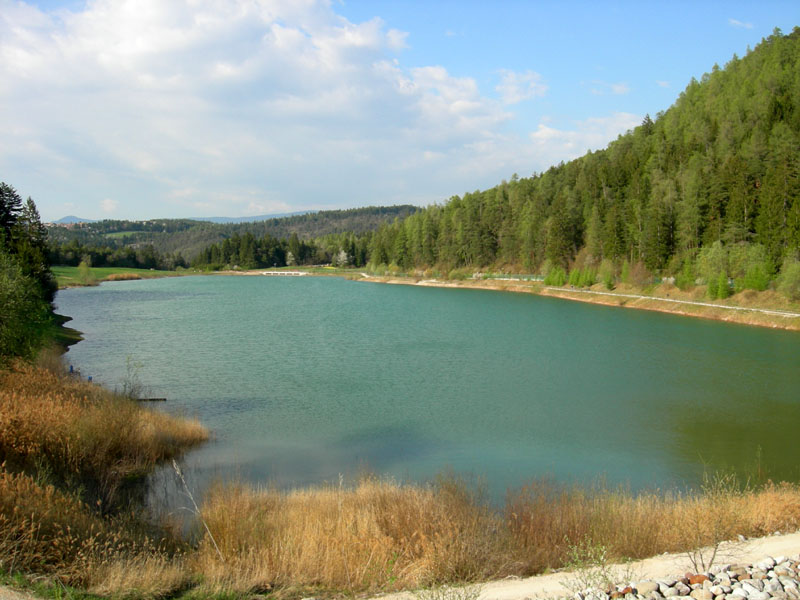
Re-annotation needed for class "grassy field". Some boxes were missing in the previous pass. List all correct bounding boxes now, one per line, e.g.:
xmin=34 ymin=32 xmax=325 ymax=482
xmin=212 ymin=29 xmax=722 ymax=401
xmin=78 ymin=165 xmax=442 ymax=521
xmin=52 ymin=265 xmax=185 ymax=288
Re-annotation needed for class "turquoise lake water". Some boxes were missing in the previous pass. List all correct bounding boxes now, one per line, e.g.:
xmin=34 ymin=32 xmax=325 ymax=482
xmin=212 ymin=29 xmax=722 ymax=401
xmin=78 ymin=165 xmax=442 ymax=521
xmin=55 ymin=275 xmax=800 ymax=499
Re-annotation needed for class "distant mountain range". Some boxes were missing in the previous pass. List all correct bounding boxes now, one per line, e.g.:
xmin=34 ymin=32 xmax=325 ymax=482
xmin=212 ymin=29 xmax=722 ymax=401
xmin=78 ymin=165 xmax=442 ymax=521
xmin=190 ymin=210 xmax=314 ymax=224
xmin=53 ymin=210 xmax=314 ymax=225
xmin=53 ymin=215 xmax=97 ymax=224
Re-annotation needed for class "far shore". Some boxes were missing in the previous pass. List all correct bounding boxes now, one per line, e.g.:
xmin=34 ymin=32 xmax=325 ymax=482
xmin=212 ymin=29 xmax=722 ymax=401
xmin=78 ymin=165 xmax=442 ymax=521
xmin=356 ymin=274 xmax=800 ymax=332
xmin=57 ymin=265 xmax=800 ymax=332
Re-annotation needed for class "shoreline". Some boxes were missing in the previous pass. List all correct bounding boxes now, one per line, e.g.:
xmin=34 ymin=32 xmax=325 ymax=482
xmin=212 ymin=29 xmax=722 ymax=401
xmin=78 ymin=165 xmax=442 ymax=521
xmin=55 ymin=266 xmax=800 ymax=332
xmin=357 ymin=275 xmax=800 ymax=332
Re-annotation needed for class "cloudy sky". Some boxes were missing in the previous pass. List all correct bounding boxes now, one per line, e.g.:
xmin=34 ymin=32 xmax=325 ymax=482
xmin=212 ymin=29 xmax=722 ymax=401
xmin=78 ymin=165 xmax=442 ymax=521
xmin=1 ymin=0 xmax=797 ymax=221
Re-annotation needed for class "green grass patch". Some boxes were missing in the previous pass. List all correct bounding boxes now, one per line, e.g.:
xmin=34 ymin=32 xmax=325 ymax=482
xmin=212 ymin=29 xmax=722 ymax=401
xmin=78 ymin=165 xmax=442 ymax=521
xmin=52 ymin=266 xmax=181 ymax=288
xmin=102 ymin=230 xmax=147 ymax=239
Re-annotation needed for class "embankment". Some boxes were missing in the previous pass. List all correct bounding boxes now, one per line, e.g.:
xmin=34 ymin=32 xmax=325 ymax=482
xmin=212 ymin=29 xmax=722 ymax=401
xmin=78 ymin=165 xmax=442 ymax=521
xmin=359 ymin=275 xmax=800 ymax=331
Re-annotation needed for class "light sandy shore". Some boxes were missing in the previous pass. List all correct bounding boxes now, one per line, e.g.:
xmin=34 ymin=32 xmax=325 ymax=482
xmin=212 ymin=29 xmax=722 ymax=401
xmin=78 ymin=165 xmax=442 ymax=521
xmin=357 ymin=275 xmax=800 ymax=332
xmin=376 ymin=532 xmax=800 ymax=600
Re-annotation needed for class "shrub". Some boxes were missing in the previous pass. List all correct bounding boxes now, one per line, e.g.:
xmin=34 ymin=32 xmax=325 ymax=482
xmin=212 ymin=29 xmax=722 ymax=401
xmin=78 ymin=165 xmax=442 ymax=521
xmin=544 ymin=266 xmax=567 ymax=286
xmin=675 ymin=260 xmax=696 ymax=291
xmin=777 ymin=257 xmax=800 ymax=301
xmin=716 ymin=272 xmax=730 ymax=299
xmin=568 ymin=268 xmax=582 ymax=287
xmin=598 ymin=259 xmax=616 ymax=290
xmin=736 ymin=263 xmax=770 ymax=292
xmin=0 ymin=249 xmax=51 ymax=364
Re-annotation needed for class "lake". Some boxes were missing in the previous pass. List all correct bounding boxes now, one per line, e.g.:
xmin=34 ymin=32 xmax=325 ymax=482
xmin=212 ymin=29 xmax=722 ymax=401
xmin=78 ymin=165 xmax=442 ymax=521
xmin=56 ymin=275 xmax=800 ymax=499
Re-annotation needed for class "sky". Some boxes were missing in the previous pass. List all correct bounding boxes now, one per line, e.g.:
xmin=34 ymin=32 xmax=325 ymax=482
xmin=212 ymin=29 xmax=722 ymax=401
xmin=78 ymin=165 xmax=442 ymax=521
xmin=1 ymin=1 xmax=798 ymax=222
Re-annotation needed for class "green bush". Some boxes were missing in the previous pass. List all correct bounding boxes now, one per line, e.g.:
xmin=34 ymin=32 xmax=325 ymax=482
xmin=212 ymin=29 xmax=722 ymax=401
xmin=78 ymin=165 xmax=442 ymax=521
xmin=598 ymin=259 xmax=616 ymax=290
xmin=736 ymin=263 xmax=770 ymax=292
xmin=675 ymin=260 xmax=696 ymax=291
xmin=544 ymin=266 xmax=567 ymax=286
xmin=777 ymin=257 xmax=800 ymax=301
xmin=568 ymin=268 xmax=582 ymax=287
xmin=717 ymin=272 xmax=730 ymax=299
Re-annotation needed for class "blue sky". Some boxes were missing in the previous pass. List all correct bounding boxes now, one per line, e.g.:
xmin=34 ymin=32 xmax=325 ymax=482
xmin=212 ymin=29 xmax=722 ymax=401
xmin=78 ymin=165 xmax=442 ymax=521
xmin=1 ymin=1 xmax=797 ymax=221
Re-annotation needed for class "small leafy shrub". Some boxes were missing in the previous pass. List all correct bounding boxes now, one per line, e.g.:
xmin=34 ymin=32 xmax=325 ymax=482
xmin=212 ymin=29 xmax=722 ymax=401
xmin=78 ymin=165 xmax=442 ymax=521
xmin=598 ymin=259 xmax=616 ymax=290
xmin=544 ymin=266 xmax=567 ymax=286
xmin=736 ymin=263 xmax=770 ymax=292
xmin=675 ymin=260 xmax=696 ymax=291
xmin=777 ymin=257 xmax=800 ymax=301
xmin=716 ymin=272 xmax=730 ymax=299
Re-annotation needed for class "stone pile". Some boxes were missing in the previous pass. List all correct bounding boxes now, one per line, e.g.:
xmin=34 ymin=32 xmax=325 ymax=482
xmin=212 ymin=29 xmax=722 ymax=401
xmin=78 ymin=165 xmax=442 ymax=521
xmin=573 ymin=556 xmax=800 ymax=600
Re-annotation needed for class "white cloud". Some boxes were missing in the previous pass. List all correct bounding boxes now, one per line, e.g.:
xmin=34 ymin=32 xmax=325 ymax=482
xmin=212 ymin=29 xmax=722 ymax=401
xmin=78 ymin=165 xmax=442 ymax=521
xmin=656 ymin=80 xmax=670 ymax=88
xmin=496 ymin=69 xmax=548 ymax=104
xmin=0 ymin=0 xmax=639 ymax=220
xmin=729 ymin=18 xmax=753 ymax=29
xmin=101 ymin=198 xmax=118 ymax=213
xmin=529 ymin=112 xmax=641 ymax=159
xmin=610 ymin=82 xmax=630 ymax=95
xmin=588 ymin=80 xmax=630 ymax=96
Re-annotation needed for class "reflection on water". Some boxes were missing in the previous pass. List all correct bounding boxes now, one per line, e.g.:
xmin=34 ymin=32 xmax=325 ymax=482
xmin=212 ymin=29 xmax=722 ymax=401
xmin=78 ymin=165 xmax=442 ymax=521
xmin=56 ymin=275 xmax=800 ymax=502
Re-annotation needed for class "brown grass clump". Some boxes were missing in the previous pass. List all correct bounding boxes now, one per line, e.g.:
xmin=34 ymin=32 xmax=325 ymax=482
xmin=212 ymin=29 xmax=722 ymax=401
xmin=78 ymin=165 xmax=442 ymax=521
xmin=190 ymin=476 xmax=515 ymax=594
xmin=506 ymin=477 xmax=800 ymax=573
xmin=187 ymin=475 xmax=800 ymax=595
xmin=0 ymin=362 xmax=208 ymax=505
xmin=104 ymin=273 xmax=143 ymax=282
xmin=0 ymin=468 xmax=190 ymax=595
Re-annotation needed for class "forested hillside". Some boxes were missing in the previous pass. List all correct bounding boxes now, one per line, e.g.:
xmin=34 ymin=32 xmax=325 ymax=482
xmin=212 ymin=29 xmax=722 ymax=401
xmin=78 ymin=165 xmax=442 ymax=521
xmin=47 ymin=205 xmax=418 ymax=268
xmin=358 ymin=28 xmax=799 ymax=291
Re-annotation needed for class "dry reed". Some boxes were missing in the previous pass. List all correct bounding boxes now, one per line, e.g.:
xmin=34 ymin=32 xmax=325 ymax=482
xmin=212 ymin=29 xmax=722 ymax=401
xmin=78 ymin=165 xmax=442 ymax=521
xmin=0 ymin=361 xmax=208 ymax=505
xmin=187 ymin=476 xmax=800 ymax=595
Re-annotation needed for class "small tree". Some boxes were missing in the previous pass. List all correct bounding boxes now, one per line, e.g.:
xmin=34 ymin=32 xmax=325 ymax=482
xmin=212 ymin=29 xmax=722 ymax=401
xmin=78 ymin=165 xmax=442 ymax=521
xmin=77 ymin=260 xmax=96 ymax=285
xmin=777 ymin=256 xmax=800 ymax=301
xmin=716 ymin=272 xmax=730 ymax=299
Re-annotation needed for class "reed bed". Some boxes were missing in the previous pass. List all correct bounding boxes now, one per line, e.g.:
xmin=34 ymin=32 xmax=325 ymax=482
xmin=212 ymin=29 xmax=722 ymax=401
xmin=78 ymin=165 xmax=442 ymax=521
xmin=188 ymin=476 xmax=800 ymax=595
xmin=0 ymin=361 xmax=208 ymax=505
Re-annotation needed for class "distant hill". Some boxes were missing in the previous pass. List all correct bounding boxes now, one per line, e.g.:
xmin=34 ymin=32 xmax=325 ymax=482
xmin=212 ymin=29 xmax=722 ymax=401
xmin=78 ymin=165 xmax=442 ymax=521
xmin=191 ymin=210 xmax=314 ymax=224
xmin=53 ymin=215 xmax=96 ymax=224
xmin=47 ymin=204 xmax=419 ymax=261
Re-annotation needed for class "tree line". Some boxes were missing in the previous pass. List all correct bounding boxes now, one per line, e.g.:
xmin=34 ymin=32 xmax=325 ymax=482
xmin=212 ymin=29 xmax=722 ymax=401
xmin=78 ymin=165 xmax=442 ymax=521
xmin=47 ymin=205 xmax=418 ymax=264
xmin=0 ymin=182 xmax=56 ymax=362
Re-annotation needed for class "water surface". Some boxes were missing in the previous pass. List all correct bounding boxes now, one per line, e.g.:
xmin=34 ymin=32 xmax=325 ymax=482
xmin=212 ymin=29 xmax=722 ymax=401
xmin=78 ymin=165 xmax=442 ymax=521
xmin=56 ymin=275 xmax=800 ymax=498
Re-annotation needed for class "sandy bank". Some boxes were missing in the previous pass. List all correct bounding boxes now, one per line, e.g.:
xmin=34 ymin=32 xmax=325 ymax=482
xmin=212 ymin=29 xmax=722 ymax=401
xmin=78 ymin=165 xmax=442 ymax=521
xmin=359 ymin=276 xmax=800 ymax=332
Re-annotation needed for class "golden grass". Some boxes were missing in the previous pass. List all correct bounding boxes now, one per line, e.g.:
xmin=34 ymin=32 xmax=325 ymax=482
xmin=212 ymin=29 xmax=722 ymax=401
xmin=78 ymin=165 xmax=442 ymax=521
xmin=190 ymin=476 xmax=515 ymax=594
xmin=185 ymin=476 xmax=800 ymax=595
xmin=104 ymin=273 xmax=143 ymax=282
xmin=0 ymin=360 xmax=207 ymax=593
xmin=0 ymin=362 xmax=208 ymax=505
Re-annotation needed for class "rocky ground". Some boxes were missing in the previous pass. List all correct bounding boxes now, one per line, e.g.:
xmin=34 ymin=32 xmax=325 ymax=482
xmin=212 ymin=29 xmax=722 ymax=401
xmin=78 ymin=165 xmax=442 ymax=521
xmin=579 ymin=554 xmax=800 ymax=600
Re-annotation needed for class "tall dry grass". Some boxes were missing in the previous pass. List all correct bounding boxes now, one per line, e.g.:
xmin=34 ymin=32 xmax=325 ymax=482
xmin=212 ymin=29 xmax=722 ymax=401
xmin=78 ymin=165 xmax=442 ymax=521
xmin=187 ymin=476 xmax=800 ymax=595
xmin=0 ymin=360 xmax=208 ymax=595
xmin=190 ymin=476 xmax=516 ymax=594
xmin=0 ymin=468 xmax=191 ymax=596
xmin=0 ymin=361 xmax=208 ymax=506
